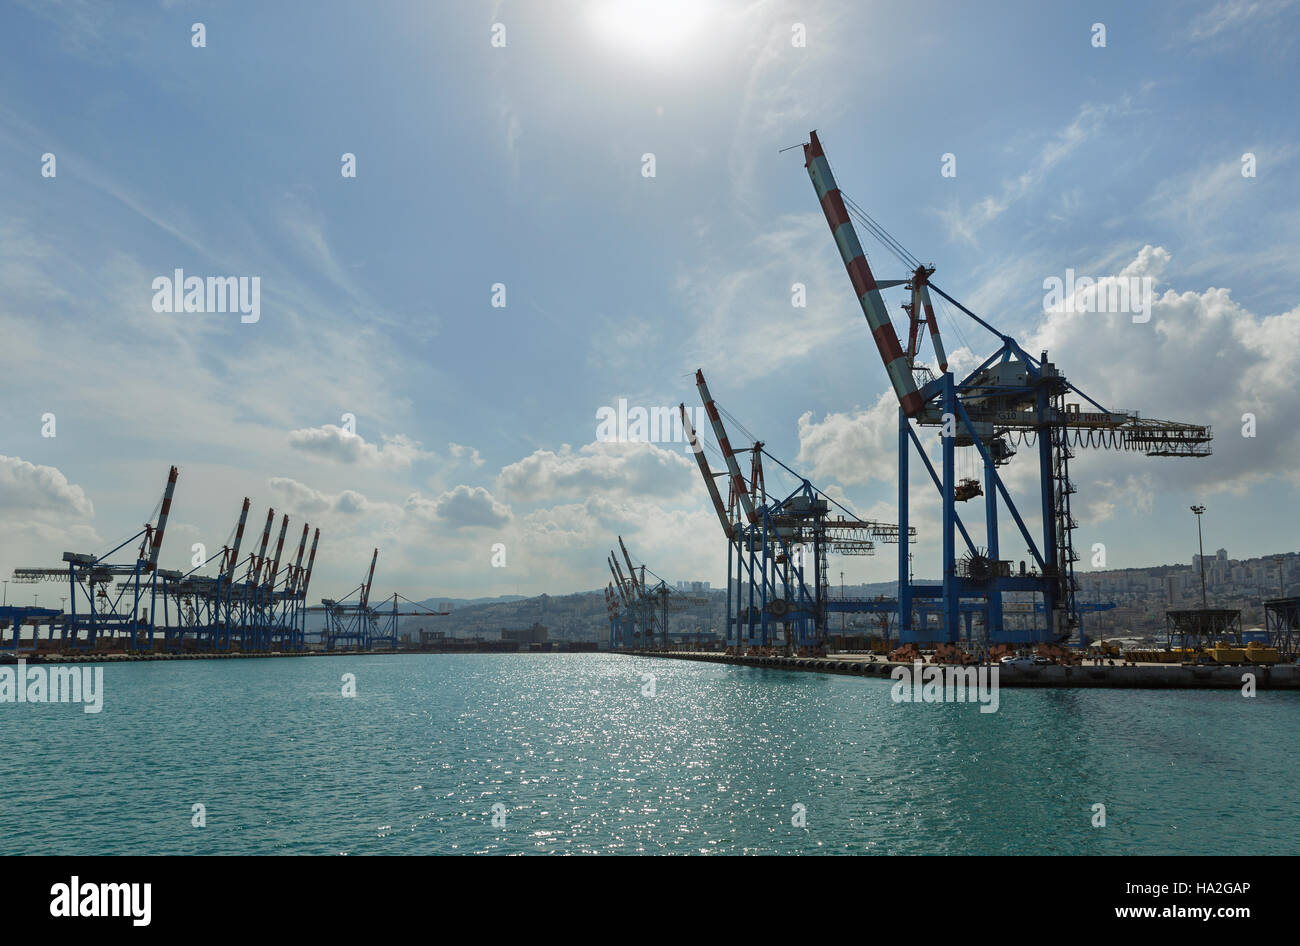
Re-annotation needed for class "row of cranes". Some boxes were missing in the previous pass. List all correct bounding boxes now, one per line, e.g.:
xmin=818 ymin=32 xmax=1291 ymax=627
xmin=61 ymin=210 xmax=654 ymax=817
xmin=602 ymin=370 xmax=912 ymax=655
xmin=5 ymin=465 xmax=441 ymax=654
xmin=8 ymin=466 xmax=320 ymax=652
xmin=604 ymin=536 xmax=708 ymax=650
xmin=654 ymin=130 xmax=1215 ymax=654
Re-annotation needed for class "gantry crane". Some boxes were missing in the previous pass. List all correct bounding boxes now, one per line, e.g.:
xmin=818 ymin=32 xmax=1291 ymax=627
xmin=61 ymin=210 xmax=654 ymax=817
xmin=803 ymin=129 xmax=1212 ymax=645
xmin=367 ymin=593 xmax=451 ymax=649
xmin=618 ymin=535 xmax=658 ymax=647
xmin=12 ymin=465 xmax=180 ymax=651
xmin=317 ymin=548 xmax=382 ymax=650
xmin=607 ymin=550 xmax=638 ymax=647
xmin=605 ymin=537 xmax=709 ymax=650
xmin=686 ymin=372 xmax=912 ymax=653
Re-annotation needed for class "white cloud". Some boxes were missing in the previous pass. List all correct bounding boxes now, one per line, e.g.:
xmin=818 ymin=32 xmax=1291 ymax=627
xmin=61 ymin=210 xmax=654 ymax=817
xmin=267 ymin=477 xmax=393 ymax=519
xmin=0 ymin=456 xmax=100 ymax=566
xmin=287 ymin=425 xmax=429 ymax=470
xmin=448 ymin=442 xmax=485 ymax=467
xmin=407 ymin=485 xmax=511 ymax=530
xmin=795 ymin=392 xmax=900 ymax=488
xmin=497 ymin=440 xmax=693 ymax=503
xmin=1186 ymin=0 xmax=1297 ymax=43
xmin=0 ymin=455 xmax=95 ymax=518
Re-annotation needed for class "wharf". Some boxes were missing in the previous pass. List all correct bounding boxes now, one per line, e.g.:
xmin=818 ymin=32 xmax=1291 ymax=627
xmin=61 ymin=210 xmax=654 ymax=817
xmin=0 ymin=651 xmax=389 ymax=665
xmin=625 ymin=650 xmax=1300 ymax=690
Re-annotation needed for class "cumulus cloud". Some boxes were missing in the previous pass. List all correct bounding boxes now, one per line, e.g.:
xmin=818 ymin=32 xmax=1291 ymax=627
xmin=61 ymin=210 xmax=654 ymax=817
xmin=1028 ymin=245 xmax=1300 ymax=494
xmin=795 ymin=392 xmax=900 ymax=488
xmin=407 ymin=485 xmax=511 ymax=530
xmin=287 ymin=425 xmax=428 ymax=470
xmin=0 ymin=455 xmax=95 ymax=518
xmin=268 ymin=477 xmax=379 ymax=517
xmin=497 ymin=440 xmax=693 ymax=503
xmin=0 ymin=456 xmax=100 ymax=562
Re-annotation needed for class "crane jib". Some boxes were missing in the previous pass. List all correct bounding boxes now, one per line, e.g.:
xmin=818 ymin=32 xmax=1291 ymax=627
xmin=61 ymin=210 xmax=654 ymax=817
xmin=805 ymin=130 xmax=923 ymax=417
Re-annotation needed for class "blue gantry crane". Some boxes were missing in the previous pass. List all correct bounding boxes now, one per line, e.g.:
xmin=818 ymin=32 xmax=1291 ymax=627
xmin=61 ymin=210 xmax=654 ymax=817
xmin=683 ymin=372 xmax=911 ymax=653
xmin=12 ymin=465 xmax=180 ymax=651
xmin=802 ymin=129 xmax=1213 ymax=646
xmin=318 ymin=548 xmax=380 ymax=650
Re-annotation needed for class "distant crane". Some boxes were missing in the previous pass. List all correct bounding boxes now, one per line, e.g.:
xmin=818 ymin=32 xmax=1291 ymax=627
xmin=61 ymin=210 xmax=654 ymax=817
xmin=316 ymin=549 xmax=387 ymax=650
xmin=606 ymin=536 xmax=708 ymax=650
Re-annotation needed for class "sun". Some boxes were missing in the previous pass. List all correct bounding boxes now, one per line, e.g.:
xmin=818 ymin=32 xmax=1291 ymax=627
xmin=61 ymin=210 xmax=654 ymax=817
xmin=588 ymin=0 xmax=716 ymax=64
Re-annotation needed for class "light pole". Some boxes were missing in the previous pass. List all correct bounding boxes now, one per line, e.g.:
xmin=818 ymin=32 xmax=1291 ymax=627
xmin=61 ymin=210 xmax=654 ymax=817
xmin=840 ymin=571 xmax=845 ymax=634
xmin=1275 ymin=555 xmax=1285 ymax=599
xmin=1190 ymin=505 xmax=1207 ymax=607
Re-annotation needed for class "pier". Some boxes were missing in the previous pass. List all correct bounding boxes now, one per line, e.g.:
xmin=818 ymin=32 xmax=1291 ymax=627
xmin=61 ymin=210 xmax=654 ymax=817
xmin=625 ymin=650 xmax=1300 ymax=690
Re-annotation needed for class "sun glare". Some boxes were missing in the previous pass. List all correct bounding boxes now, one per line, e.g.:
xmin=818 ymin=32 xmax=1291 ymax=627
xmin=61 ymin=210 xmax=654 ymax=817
xmin=588 ymin=0 xmax=716 ymax=63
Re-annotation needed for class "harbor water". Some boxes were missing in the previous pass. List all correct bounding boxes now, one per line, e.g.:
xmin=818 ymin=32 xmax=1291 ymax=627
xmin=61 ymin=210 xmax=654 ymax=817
xmin=1 ymin=653 xmax=1295 ymax=855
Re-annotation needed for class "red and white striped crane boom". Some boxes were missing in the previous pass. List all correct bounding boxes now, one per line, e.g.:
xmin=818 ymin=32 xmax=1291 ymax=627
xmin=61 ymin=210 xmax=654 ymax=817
xmin=223 ymin=497 xmax=251 ymax=584
xmin=145 ymin=465 xmax=179 ymax=572
xmin=804 ymin=130 xmax=923 ymax=416
xmin=359 ymin=548 xmax=379 ymax=609
xmin=680 ymin=402 xmax=734 ymax=541
xmin=695 ymin=369 xmax=758 ymax=526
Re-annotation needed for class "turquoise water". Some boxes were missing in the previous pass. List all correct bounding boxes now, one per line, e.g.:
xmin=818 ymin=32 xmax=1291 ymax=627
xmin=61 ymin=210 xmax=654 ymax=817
xmin=1 ymin=654 xmax=1295 ymax=855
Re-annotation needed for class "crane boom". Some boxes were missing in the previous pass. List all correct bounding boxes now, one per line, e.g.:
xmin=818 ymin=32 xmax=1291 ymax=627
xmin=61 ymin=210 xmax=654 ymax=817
xmin=223 ymin=497 xmax=251 ymax=583
xmin=300 ymin=529 xmax=320 ymax=599
xmin=680 ymin=402 xmax=734 ymax=540
xmin=695 ymin=369 xmax=758 ymax=525
xmin=360 ymin=548 xmax=378 ymax=609
xmin=618 ymin=536 xmax=641 ymax=595
xmin=250 ymin=508 xmax=275 ymax=585
xmin=608 ymin=557 xmax=630 ymax=607
xmin=288 ymin=523 xmax=309 ymax=595
xmin=146 ymin=465 xmax=179 ymax=572
xmin=266 ymin=514 xmax=289 ymax=592
xmin=804 ymin=130 xmax=923 ymax=416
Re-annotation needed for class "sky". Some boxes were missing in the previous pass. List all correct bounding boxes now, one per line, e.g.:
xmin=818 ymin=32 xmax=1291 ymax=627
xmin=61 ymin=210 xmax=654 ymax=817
xmin=1 ymin=0 xmax=1298 ymax=605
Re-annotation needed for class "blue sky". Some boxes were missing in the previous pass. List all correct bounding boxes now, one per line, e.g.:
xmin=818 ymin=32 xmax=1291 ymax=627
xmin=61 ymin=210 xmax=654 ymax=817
xmin=1 ymin=0 xmax=1298 ymax=602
